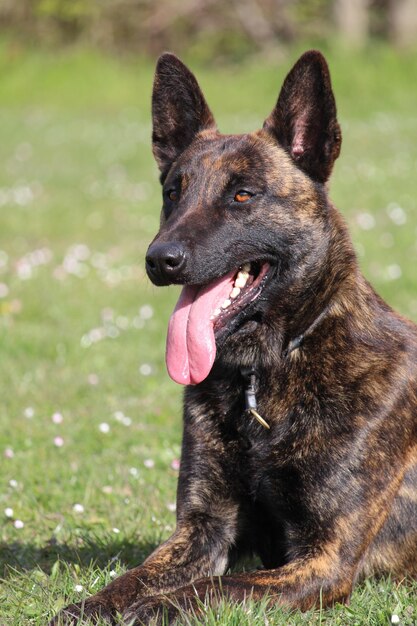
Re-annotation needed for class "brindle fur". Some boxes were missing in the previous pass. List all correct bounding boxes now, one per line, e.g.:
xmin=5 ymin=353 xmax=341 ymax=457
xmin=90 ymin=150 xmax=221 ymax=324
xmin=51 ymin=51 xmax=417 ymax=625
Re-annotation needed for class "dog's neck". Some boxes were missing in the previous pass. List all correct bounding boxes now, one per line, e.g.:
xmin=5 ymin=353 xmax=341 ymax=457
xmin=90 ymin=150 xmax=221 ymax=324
xmin=281 ymin=202 xmax=358 ymax=343
xmin=241 ymin=303 xmax=331 ymax=429
xmin=282 ymin=304 xmax=331 ymax=358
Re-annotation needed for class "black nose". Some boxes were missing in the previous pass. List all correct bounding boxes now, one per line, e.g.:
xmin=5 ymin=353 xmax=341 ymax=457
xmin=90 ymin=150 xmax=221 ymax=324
xmin=146 ymin=242 xmax=186 ymax=285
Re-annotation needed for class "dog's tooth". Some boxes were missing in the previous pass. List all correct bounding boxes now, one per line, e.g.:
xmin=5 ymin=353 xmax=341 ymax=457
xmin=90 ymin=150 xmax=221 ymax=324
xmin=214 ymin=308 xmax=221 ymax=316
xmin=241 ymin=263 xmax=251 ymax=272
xmin=235 ymin=272 xmax=249 ymax=289
xmin=230 ymin=287 xmax=241 ymax=299
xmin=222 ymin=299 xmax=231 ymax=309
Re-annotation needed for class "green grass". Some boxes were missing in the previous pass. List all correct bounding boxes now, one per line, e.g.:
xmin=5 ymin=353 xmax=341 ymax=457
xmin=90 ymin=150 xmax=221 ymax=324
xmin=0 ymin=41 xmax=416 ymax=624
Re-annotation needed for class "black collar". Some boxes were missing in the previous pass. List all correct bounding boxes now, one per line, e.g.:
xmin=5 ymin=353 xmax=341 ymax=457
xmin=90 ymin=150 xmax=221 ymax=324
xmin=282 ymin=304 xmax=330 ymax=358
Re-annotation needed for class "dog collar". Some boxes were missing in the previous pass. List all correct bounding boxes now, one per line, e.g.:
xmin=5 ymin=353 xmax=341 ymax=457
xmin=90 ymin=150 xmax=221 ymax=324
xmin=240 ymin=305 xmax=330 ymax=430
xmin=283 ymin=305 xmax=330 ymax=358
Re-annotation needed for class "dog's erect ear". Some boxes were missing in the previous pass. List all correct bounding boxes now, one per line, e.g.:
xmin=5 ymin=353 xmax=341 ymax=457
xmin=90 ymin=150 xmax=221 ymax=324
xmin=152 ymin=53 xmax=216 ymax=177
xmin=263 ymin=50 xmax=341 ymax=183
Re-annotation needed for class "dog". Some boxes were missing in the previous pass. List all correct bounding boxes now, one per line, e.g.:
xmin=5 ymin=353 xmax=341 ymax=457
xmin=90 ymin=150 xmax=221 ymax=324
xmin=52 ymin=50 xmax=417 ymax=625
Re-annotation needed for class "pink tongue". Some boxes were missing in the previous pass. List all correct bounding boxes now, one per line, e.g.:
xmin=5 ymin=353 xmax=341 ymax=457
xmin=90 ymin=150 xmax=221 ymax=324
xmin=166 ymin=271 xmax=235 ymax=385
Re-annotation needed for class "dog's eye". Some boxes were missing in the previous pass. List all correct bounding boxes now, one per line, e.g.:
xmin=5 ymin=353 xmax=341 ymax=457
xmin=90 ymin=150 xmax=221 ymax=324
xmin=234 ymin=190 xmax=252 ymax=203
xmin=168 ymin=189 xmax=178 ymax=202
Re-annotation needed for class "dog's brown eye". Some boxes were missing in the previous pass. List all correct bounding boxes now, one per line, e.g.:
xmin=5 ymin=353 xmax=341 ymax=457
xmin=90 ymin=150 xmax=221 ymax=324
xmin=234 ymin=190 xmax=252 ymax=203
xmin=168 ymin=189 xmax=178 ymax=202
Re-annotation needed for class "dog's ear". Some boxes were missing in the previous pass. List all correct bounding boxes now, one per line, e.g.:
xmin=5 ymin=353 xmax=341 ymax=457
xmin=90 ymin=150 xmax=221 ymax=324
xmin=152 ymin=53 xmax=216 ymax=177
xmin=263 ymin=50 xmax=341 ymax=183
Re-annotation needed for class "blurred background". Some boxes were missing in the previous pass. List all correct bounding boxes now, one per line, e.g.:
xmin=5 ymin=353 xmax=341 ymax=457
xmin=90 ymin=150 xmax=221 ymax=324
xmin=0 ymin=1 xmax=417 ymax=623
xmin=1 ymin=0 xmax=417 ymax=59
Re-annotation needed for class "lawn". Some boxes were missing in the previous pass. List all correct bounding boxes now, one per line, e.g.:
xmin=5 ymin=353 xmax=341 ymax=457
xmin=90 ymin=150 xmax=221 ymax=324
xmin=0 ymin=41 xmax=416 ymax=625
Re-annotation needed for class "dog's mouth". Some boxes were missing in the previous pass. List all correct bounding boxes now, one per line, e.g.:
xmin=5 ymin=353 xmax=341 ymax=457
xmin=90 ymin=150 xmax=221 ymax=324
xmin=212 ymin=261 xmax=270 ymax=332
xmin=166 ymin=261 xmax=272 ymax=386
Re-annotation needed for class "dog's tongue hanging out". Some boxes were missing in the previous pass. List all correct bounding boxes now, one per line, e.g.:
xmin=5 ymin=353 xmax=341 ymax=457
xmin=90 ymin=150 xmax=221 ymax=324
xmin=166 ymin=271 xmax=235 ymax=385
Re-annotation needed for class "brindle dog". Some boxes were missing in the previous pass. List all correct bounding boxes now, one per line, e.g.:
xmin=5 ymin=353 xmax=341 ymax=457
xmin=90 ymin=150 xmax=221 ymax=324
xmin=52 ymin=51 xmax=417 ymax=625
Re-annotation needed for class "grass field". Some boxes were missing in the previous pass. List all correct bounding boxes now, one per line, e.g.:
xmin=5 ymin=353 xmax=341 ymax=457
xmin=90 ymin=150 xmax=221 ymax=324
xmin=0 ymin=40 xmax=416 ymax=625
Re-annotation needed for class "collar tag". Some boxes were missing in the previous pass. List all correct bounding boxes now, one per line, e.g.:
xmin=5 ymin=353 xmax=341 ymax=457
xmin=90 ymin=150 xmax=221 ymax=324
xmin=249 ymin=408 xmax=270 ymax=429
xmin=241 ymin=368 xmax=270 ymax=430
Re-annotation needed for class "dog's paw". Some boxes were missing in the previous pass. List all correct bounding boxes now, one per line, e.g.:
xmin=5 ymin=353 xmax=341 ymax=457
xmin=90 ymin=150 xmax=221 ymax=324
xmin=49 ymin=599 xmax=116 ymax=625
xmin=122 ymin=597 xmax=178 ymax=626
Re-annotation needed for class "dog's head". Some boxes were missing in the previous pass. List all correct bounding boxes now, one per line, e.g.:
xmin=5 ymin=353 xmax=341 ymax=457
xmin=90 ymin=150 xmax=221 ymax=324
xmin=146 ymin=51 xmax=344 ymax=385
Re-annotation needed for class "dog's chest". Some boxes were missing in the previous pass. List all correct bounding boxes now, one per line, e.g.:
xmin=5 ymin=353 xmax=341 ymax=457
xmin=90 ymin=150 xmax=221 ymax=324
xmin=187 ymin=368 xmax=343 ymax=487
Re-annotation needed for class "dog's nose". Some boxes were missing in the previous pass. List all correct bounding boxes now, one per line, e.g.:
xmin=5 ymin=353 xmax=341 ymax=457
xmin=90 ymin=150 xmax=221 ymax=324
xmin=146 ymin=242 xmax=186 ymax=285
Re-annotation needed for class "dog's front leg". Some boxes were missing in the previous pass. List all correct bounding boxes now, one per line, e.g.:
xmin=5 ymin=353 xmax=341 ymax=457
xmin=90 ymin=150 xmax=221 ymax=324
xmin=50 ymin=414 xmax=241 ymax=625
xmin=50 ymin=506 xmax=238 ymax=625
xmin=123 ymin=550 xmax=355 ymax=626
xmin=126 ymin=444 xmax=411 ymax=625
xmin=50 ymin=522 xmax=234 ymax=625
xmin=125 ymin=552 xmax=356 ymax=626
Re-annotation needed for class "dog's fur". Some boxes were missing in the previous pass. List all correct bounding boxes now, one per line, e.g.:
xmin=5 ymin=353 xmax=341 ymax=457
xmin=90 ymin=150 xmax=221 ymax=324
xmin=53 ymin=51 xmax=417 ymax=625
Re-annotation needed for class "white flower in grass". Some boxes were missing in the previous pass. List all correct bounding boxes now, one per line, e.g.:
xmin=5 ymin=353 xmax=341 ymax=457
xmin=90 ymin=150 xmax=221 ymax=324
xmin=386 ymin=264 xmax=402 ymax=281
xmin=14 ymin=519 xmax=24 ymax=529
xmin=139 ymin=305 xmax=153 ymax=320
xmin=112 ymin=528 xmax=120 ymax=534
xmin=387 ymin=203 xmax=407 ymax=225
xmin=24 ymin=407 xmax=34 ymax=419
xmin=4 ymin=447 xmax=14 ymax=459
xmin=139 ymin=363 xmax=152 ymax=376
xmin=53 ymin=436 xmax=64 ymax=447
xmin=4 ymin=507 xmax=13 ymax=518
xmin=356 ymin=212 xmax=375 ymax=230
xmin=73 ymin=503 xmax=84 ymax=514
xmin=52 ymin=412 xmax=63 ymax=424
xmin=17 ymin=261 xmax=32 ymax=280
xmin=99 ymin=422 xmax=110 ymax=433
xmin=114 ymin=411 xmax=131 ymax=426
xmin=391 ymin=615 xmax=400 ymax=624
xmin=144 ymin=458 xmax=154 ymax=469
xmin=74 ymin=584 xmax=84 ymax=593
